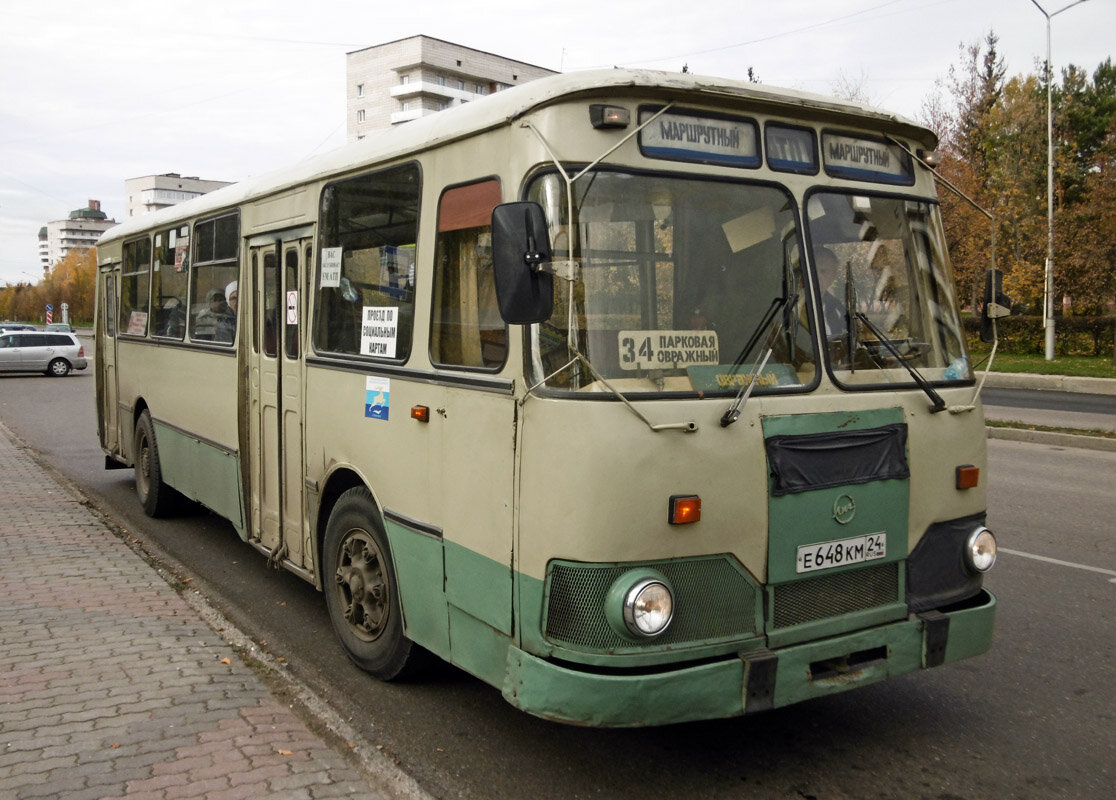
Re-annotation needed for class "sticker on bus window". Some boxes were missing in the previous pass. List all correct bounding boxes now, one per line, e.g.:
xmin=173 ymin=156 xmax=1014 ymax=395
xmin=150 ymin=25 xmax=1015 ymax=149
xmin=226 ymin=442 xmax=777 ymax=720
xmin=618 ymin=331 xmax=719 ymax=370
xmin=365 ymin=376 xmax=390 ymax=421
xmin=320 ymin=247 xmax=342 ymax=288
xmin=686 ymin=363 xmax=800 ymax=392
xmin=126 ymin=310 xmax=148 ymax=336
xmin=360 ymin=306 xmax=397 ymax=358
xmin=286 ymin=291 xmax=298 ymax=325
xmin=174 ymin=240 xmax=189 ymax=272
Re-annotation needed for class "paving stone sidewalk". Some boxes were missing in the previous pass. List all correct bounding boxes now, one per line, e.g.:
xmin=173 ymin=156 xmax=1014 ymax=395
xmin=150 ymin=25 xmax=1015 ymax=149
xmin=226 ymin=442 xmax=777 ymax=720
xmin=0 ymin=427 xmax=386 ymax=800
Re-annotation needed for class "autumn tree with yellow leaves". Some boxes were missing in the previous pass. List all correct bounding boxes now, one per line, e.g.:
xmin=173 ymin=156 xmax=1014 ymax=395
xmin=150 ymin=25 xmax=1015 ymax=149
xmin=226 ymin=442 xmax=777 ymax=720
xmin=930 ymin=33 xmax=1116 ymax=318
xmin=0 ymin=247 xmax=97 ymax=324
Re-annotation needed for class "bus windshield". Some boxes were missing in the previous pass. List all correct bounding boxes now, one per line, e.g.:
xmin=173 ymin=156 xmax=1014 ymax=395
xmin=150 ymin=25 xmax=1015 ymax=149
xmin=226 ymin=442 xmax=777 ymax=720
xmin=526 ymin=170 xmax=817 ymax=394
xmin=806 ymin=192 xmax=970 ymax=385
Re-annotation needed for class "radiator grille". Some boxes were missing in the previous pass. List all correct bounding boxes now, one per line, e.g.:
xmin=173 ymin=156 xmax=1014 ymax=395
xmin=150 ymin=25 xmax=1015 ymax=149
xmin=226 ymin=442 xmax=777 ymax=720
xmin=772 ymin=561 xmax=900 ymax=629
xmin=545 ymin=557 xmax=758 ymax=652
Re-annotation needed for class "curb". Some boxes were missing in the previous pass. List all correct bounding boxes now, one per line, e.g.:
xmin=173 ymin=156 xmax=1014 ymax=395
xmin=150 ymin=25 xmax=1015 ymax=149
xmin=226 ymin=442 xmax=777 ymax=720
xmin=986 ymin=425 xmax=1116 ymax=452
xmin=980 ymin=371 xmax=1116 ymax=396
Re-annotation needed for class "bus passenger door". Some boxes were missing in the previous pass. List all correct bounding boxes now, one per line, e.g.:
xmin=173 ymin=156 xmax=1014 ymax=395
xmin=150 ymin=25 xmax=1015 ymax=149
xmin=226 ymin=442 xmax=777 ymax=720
xmin=96 ymin=264 xmax=121 ymax=460
xmin=278 ymin=239 xmax=310 ymax=566
xmin=246 ymin=231 xmax=311 ymax=570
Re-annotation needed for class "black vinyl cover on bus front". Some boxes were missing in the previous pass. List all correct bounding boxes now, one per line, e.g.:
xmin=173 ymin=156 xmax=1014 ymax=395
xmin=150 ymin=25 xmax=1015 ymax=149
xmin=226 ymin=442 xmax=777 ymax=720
xmin=765 ymin=423 xmax=910 ymax=497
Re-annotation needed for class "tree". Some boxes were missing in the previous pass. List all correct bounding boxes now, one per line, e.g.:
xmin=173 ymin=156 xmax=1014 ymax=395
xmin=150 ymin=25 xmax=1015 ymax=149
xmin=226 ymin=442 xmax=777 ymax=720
xmin=1053 ymin=60 xmax=1116 ymax=313
xmin=44 ymin=248 xmax=97 ymax=323
xmin=0 ymin=247 xmax=97 ymax=325
xmin=1059 ymin=117 xmax=1116 ymax=313
xmin=984 ymin=74 xmax=1047 ymax=309
xmin=930 ymin=33 xmax=1008 ymax=311
xmin=931 ymin=35 xmax=1116 ymax=317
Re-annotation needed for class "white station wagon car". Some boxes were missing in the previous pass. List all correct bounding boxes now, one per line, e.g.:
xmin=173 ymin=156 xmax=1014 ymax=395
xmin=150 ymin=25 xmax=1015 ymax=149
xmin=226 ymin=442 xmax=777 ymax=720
xmin=0 ymin=331 xmax=88 ymax=376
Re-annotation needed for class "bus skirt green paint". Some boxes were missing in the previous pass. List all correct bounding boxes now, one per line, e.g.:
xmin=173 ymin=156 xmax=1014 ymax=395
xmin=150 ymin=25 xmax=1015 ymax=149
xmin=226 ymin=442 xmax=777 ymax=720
xmin=153 ymin=420 xmax=246 ymax=538
xmin=502 ymin=590 xmax=996 ymax=726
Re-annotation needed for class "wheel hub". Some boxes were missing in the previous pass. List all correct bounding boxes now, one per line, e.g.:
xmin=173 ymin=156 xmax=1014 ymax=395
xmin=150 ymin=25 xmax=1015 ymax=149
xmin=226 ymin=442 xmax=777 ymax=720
xmin=334 ymin=531 xmax=388 ymax=641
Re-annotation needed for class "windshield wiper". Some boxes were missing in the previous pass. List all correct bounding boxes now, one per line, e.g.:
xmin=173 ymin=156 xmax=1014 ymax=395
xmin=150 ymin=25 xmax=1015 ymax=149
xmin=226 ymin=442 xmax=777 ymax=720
xmin=721 ymin=293 xmax=797 ymax=427
xmin=854 ymin=312 xmax=946 ymax=413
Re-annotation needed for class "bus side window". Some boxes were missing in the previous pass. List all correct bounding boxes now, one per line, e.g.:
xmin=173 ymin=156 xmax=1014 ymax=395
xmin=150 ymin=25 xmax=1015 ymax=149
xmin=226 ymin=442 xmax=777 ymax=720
xmin=119 ymin=237 xmax=151 ymax=336
xmin=315 ymin=162 xmax=420 ymax=361
xmin=430 ymin=180 xmax=505 ymax=369
xmin=188 ymin=213 xmax=239 ymax=345
xmin=284 ymin=248 xmax=299 ymax=359
xmin=151 ymin=226 xmax=189 ymax=340
xmin=264 ymin=252 xmax=279 ymax=357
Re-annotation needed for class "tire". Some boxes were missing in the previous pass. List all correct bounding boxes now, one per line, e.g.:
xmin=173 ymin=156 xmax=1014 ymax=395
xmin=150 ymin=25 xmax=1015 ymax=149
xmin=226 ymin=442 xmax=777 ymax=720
xmin=323 ymin=487 xmax=425 ymax=679
xmin=47 ymin=358 xmax=70 ymax=377
xmin=133 ymin=410 xmax=181 ymax=517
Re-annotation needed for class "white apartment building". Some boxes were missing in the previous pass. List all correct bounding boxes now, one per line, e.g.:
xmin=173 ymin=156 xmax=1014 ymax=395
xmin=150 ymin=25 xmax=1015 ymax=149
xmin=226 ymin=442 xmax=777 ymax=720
xmin=125 ymin=173 xmax=232 ymax=219
xmin=346 ymin=35 xmax=556 ymax=139
xmin=39 ymin=200 xmax=117 ymax=270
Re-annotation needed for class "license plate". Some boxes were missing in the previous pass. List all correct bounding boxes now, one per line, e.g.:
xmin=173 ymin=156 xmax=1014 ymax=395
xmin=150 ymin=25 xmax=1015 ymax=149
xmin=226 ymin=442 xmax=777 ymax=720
xmin=796 ymin=533 xmax=887 ymax=573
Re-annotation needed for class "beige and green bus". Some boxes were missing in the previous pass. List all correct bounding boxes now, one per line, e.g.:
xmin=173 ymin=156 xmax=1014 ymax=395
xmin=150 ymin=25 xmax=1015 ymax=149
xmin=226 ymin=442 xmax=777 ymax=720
xmin=95 ymin=69 xmax=998 ymax=726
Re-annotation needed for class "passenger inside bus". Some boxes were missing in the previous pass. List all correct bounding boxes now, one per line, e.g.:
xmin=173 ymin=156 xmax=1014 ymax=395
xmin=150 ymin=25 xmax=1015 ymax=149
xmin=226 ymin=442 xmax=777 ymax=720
xmin=194 ymin=287 xmax=231 ymax=341
xmin=215 ymin=281 xmax=238 ymax=343
xmin=159 ymin=297 xmax=187 ymax=338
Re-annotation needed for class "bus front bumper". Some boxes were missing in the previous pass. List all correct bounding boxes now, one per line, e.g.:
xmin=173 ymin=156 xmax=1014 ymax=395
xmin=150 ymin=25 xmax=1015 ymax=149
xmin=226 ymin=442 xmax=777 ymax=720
xmin=502 ymin=589 xmax=995 ymax=727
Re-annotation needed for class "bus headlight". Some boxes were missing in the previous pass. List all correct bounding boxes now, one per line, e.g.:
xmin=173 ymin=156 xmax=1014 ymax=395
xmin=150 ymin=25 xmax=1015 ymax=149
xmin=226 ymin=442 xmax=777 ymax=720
xmin=606 ymin=571 xmax=674 ymax=638
xmin=965 ymin=527 xmax=997 ymax=573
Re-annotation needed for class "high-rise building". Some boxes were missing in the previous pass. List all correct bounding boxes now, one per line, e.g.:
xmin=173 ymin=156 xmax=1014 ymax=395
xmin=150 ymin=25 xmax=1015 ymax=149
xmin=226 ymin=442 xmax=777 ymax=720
xmin=39 ymin=200 xmax=117 ymax=270
xmin=125 ymin=173 xmax=232 ymax=219
xmin=346 ymin=35 xmax=555 ymax=140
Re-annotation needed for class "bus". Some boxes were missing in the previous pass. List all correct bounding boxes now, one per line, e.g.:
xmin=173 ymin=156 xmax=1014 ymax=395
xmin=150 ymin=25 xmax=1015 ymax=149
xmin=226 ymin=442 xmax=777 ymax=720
xmin=95 ymin=69 xmax=999 ymax=727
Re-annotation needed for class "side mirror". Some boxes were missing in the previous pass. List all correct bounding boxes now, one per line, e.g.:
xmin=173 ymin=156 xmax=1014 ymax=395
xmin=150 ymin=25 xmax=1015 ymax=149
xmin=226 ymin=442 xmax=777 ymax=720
xmin=980 ymin=268 xmax=1011 ymax=343
xmin=491 ymin=202 xmax=554 ymax=324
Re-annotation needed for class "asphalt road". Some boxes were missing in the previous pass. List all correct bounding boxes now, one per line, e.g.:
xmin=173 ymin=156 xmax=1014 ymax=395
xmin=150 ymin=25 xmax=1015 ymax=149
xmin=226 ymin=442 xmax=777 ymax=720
xmin=2 ymin=370 xmax=1113 ymax=800
xmin=983 ymin=386 xmax=1116 ymax=414
xmin=982 ymin=386 xmax=1116 ymax=432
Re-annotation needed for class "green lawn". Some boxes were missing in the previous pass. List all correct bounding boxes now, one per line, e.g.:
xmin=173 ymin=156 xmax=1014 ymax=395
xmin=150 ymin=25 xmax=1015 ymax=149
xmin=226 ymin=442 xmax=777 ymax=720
xmin=969 ymin=350 xmax=1116 ymax=379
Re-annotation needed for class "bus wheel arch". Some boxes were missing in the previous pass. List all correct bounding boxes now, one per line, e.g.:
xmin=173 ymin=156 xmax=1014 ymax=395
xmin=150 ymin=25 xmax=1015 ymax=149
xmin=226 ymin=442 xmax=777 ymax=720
xmin=322 ymin=485 xmax=425 ymax=680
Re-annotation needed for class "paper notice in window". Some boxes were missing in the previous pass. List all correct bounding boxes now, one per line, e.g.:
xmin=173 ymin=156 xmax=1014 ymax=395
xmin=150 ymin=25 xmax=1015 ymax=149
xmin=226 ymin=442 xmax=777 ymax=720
xmin=321 ymin=247 xmax=342 ymax=288
xmin=360 ymin=306 xmax=398 ymax=358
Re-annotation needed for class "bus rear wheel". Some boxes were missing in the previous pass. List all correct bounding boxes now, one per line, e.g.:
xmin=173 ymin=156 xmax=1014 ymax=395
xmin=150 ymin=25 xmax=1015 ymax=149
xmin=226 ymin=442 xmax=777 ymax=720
xmin=323 ymin=487 xmax=424 ymax=680
xmin=133 ymin=410 xmax=181 ymax=517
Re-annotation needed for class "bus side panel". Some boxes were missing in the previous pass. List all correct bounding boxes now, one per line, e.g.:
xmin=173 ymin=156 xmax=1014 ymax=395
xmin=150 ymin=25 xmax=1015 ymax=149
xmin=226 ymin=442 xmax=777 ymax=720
xmin=115 ymin=342 xmax=242 ymax=519
xmin=384 ymin=517 xmax=451 ymax=660
xmin=153 ymin=419 xmax=246 ymax=536
xmin=414 ymin=380 xmax=516 ymax=685
xmin=305 ymin=367 xmax=516 ymax=683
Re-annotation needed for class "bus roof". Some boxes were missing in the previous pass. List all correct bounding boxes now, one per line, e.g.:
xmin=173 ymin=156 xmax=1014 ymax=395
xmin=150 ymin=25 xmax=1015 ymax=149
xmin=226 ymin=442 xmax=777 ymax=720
xmin=98 ymin=68 xmax=935 ymax=247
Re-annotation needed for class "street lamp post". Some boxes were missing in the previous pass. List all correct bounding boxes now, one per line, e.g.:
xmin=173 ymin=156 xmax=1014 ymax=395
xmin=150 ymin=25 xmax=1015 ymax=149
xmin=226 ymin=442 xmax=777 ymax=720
xmin=1029 ymin=0 xmax=1090 ymax=361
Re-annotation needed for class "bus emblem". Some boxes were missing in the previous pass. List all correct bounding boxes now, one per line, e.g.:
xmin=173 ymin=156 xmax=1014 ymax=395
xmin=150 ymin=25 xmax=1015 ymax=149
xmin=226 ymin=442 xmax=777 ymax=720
xmin=833 ymin=495 xmax=856 ymax=525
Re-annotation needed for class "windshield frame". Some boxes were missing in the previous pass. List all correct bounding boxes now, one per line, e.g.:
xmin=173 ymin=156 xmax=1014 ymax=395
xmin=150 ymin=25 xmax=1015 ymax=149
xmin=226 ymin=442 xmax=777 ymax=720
xmin=520 ymin=163 xmax=821 ymax=401
xmin=803 ymin=186 xmax=972 ymax=393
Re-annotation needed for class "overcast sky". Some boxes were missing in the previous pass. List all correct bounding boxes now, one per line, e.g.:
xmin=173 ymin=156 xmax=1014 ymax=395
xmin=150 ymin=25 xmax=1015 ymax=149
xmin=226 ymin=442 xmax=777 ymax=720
xmin=2 ymin=0 xmax=1112 ymax=287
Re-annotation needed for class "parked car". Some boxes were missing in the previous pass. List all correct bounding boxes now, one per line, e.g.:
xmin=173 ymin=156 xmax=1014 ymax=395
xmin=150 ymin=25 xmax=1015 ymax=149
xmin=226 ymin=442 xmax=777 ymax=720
xmin=0 ymin=323 xmax=36 ymax=333
xmin=0 ymin=331 xmax=87 ymax=376
xmin=45 ymin=322 xmax=73 ymax=333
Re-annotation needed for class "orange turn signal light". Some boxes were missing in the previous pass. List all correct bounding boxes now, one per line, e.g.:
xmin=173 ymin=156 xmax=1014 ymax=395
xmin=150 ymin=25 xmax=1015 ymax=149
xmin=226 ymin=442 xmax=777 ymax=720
xmin=669 ymin=495 xmax=701 ymax=525
xmin=955 ymin=465 xmax=979 ymax=490
xmin=411 ymin=405 xmax=430 ymax=423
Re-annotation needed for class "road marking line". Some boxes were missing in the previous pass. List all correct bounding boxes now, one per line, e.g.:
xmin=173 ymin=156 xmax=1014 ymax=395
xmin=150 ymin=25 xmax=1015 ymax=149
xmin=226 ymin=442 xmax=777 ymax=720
xmin=1001 ymin=548 xmax=1116 ymax=582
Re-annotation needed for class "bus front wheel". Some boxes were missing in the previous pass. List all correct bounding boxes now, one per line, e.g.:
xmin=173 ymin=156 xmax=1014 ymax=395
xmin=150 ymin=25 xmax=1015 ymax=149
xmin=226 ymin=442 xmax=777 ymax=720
xmin=133 ymin=410 xmax=180 ymax=518
xmin=323 ymin=487 xmax=424 ymax=680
